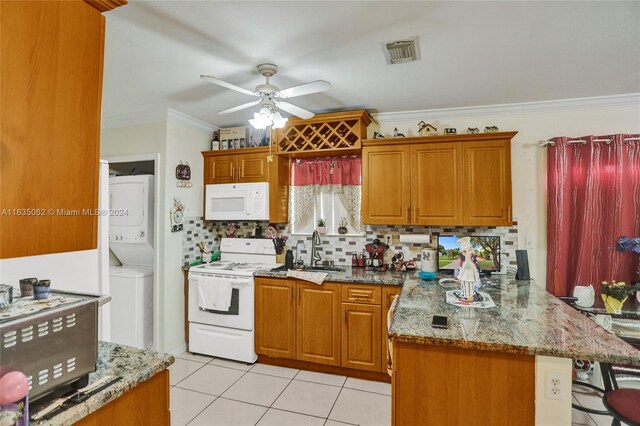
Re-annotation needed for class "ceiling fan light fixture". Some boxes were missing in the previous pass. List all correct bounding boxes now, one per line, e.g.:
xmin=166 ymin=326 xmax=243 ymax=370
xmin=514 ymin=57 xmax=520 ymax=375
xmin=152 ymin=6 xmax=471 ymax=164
xmin=272 ymin=111 xmax=288 ymax=129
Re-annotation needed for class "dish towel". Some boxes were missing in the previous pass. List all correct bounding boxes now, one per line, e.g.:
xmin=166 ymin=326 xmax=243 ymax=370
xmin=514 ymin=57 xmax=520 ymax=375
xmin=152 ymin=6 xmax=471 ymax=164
xmin=286 ymin=270 xmax=328 ymax=285
xmin=197 ymin=276 xmax=232 ymax=311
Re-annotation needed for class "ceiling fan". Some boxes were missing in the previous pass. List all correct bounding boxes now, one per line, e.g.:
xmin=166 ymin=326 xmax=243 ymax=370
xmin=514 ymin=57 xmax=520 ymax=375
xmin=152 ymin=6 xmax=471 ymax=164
xmin=200 ymin=63 xmax=331 ymax=129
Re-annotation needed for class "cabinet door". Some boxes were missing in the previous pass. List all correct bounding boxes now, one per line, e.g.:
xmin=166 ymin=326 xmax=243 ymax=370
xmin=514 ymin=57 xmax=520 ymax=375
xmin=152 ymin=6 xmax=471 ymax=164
xmin=362 ymin=145 xmax=411 ymax=225
xmin=204 ymin=155 xmax=237 ymax=184
xmin=342 ymin=303 xmax=382 ymax=371
xmin=381 ymin=286 xmax=402 ymax=372
xmin=238 ymin=152 xmax=268 ymax=182
xmin=268 ymin=155 xmax=289 ymax=223
xmin=411 ymin=143 xmax=463 ymax=225
xmin=296 ymin=282 xmax=341 ymax=366
xmin=1 ymin=1 xmax=104 ymax=258
xmin=255 ymin=278 xmax=296 ymax=359
xmin=462 ymin=140 xmax=512 ymax=226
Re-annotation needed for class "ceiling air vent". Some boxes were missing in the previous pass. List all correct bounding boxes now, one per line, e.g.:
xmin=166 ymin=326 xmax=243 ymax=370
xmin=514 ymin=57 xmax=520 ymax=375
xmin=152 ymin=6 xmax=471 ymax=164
xmin=381 ymin=36 xmax=421 ymax=65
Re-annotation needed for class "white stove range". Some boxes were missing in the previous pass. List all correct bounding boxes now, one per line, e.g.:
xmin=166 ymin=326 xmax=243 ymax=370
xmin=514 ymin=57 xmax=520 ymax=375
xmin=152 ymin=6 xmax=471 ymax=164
xmin=188 ymin=238 xmax=278 ymax=363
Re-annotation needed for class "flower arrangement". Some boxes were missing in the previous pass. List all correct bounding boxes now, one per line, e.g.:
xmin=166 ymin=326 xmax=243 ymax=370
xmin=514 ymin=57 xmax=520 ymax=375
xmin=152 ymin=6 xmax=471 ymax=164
xmin=601 ymin=281 xmax=633 ymax=301
xmin=600 ymin=280 xmax=640 ymax=314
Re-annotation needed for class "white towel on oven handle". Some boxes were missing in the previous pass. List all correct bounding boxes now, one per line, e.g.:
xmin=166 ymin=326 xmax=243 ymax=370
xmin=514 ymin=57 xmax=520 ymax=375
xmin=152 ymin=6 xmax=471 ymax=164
xmin=197 ymin=275 xmax=232 ymax=311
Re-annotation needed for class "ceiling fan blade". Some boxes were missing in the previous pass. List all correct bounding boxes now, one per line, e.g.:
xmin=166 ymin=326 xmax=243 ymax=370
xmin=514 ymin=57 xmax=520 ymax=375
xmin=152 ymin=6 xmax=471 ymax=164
xmin=218 ymin=100 xmax=262 ymax=115
xmin=275 ymin=101 xmax=315 ymax=119
xmin=200 ymin=75 xmax=256 ymax=97
xmin=276 ymin=80 xmax=331 ymax=99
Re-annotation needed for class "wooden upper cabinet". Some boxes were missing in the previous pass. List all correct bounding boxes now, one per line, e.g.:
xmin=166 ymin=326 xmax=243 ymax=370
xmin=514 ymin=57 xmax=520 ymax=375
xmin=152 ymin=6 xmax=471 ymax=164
xmin=238 ymin=152 xmax=268 ymax=182
xmin=0 ymin=0 xmax=123 ymax=258
xmin=462 ymin=140 xmax=512 ymax=226
xmin=342 ymin=302 xmax=382 ymax=372
xmin=204 ymin=154 xmax=236 ymax=184
xmin=296 ymin=283 xmax=341 ymax=366
xmin=362 ymin=145 xmax=411 ymax=225
xmin=411 ymin=143 xmax=463 ymax=225
xmin=255 ymin=278 xmax=296 ymax=359
xmin=203 ymin=148 xmax=269 ymax=184
xmin=362 ymin=132 xmax=516 ymax=227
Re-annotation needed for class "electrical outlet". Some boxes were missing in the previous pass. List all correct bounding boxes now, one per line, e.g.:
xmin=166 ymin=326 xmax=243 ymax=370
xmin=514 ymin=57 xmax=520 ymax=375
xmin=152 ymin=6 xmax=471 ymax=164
xmin=545 ymin=373 xmax=565 ymax=400
xmin=384 ymin=234 xmax=393 ymax=245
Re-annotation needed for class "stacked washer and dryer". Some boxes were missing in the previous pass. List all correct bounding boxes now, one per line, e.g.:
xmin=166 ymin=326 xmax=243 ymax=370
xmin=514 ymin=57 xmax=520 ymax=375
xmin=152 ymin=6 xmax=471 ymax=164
xmin=108 ymin=175 xmax=155 ymax=350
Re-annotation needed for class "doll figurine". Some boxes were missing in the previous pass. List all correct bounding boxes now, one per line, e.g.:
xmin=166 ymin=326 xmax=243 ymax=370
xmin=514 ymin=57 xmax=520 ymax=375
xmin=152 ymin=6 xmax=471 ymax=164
xmin=456 ymin=237 xmax=480 ymax=301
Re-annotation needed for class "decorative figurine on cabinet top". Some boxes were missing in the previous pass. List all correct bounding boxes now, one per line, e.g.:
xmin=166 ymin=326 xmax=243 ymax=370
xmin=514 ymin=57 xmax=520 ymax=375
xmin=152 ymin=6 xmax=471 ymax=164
xmin=467 ymin=127 xmax=480 ymax=134
xmin=393 ymin=127 xmax=406 ymax=138
xmin=444 ymin=128 xmax=457 ymax=135
xmin=484 ymin=126 xmax=499 ymax=133
xmin=373 ymin=131 xmax=385 ymax=139
xmin=418 ymin=121 xmax=437 ymax=136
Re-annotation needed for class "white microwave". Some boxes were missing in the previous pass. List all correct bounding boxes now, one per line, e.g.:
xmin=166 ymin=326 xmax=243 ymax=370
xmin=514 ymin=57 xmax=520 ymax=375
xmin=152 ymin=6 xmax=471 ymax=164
xmin=205 ymin=182 xmax=269 ymax=221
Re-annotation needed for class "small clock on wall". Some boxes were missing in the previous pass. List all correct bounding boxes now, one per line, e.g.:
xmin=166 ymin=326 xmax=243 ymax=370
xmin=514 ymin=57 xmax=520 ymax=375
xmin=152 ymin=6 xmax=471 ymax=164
xmin=171 ymin=197 xmax=185 ymax=232
xmin=176 ymin=162 xmax=192 ymax=188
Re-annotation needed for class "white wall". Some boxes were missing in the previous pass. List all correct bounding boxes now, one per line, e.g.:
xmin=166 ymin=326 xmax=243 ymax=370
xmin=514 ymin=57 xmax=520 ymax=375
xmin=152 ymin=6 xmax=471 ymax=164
xmin=101 ymin=111 xmax=214 ymax=353
xmin=373 ymin=96 xmax=640 ymax=285
xmin=162 ymin=118 xmax=211 ymax=352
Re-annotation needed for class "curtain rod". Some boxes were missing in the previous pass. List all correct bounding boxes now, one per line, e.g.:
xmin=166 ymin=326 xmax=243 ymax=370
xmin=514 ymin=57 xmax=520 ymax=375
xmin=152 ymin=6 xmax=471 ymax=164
xmin=539 ymin=137 xmax=640 ymax=147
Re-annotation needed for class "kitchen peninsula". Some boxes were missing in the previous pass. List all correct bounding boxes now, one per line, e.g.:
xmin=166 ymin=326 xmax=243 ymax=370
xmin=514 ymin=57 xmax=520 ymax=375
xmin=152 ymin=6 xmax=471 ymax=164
xmin=255 ymin=267 xmax=640 ymax=425
xmin=389 ymin=274 xmax=640 ymax=426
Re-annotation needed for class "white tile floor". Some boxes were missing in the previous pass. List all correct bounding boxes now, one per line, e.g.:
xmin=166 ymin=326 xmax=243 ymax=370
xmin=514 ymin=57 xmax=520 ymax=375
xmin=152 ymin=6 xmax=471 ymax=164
xmin=571 ymin=376 xmax=640 ymax=426
xmin=170 ymin=351 xmax=391 ymax=426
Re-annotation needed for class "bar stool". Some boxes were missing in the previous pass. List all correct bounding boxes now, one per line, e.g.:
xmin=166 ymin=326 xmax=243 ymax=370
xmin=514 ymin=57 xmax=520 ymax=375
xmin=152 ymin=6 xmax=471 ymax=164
xmin=600 ymin=363 xmax=640 ymax=426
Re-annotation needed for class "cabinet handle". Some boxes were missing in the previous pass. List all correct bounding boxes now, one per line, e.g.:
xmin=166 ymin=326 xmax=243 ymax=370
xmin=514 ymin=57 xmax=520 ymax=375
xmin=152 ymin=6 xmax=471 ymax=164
xmin=507 ymin=206 xmax=511 ymax=222
xmin=344 ymin=312 xmax=347 ymax=326
xmin=231 ymin=165 xmax=235 ymax=181
xmin=406 ymin=206 xmax=410 ymax=222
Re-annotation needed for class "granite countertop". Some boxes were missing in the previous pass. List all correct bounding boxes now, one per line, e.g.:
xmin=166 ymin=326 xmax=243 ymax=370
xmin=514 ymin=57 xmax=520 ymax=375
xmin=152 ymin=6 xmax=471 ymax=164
xmin=389 ymin=274 xmax=640 ymax=366
xmin=32 ymin=341 xmax=174 ymax=425
xmin=254 ymin=265 xmax=406 ymax=286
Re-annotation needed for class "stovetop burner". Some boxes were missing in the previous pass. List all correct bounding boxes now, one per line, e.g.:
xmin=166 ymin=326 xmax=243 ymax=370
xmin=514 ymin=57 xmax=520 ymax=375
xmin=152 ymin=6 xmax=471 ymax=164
xmin=202 ymin=261 xmax=234 ymax=270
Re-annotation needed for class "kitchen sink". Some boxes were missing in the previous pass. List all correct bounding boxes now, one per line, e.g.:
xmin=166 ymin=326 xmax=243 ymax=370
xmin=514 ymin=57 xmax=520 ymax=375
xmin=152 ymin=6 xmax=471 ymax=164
xmin=301 ymin=265 xmax=344 ymax=273
xmin=271 ymin=265 xmax=344 ymax=273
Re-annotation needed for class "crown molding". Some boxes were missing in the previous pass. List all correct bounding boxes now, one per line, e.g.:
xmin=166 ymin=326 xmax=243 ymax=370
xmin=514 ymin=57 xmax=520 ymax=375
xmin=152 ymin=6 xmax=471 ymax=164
xmin=167 ymin=108 xmax=218 ymax=135
xmin=372 ymin=93 xmax=640 ymax=124
xmin=102 ymin=108 xmax=219 ymax=135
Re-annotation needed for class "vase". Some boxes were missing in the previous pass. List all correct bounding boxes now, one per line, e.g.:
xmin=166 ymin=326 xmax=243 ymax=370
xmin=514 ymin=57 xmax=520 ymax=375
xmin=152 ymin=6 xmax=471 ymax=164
xmin=317 ymin=227 xmax=327 ymax=234
xmin=601 ymin=294 xmax=627 ymax=314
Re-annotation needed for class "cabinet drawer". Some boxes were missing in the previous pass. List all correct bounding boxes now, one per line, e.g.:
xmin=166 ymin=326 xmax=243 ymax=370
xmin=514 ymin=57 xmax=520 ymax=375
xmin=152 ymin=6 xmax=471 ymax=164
xmin=342 ymin=285 xmax=381 ymax=305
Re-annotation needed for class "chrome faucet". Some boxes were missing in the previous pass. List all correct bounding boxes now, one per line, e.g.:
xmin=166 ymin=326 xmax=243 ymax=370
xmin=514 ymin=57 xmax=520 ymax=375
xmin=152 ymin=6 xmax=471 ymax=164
xmin=310 ymin=230 xmax=322 ymax=267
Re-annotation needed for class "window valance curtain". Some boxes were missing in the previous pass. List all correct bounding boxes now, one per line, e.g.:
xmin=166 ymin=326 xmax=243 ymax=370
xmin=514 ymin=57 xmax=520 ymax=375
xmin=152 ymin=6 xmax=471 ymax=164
xmin=546 ymin=134 xmax=640 ymax=296
xmin=290 ymin=156 xmax=362 ymax=231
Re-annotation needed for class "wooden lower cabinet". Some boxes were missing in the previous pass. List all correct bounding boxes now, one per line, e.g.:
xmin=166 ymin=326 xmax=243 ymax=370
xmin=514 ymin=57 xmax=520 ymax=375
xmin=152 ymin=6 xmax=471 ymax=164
xmin=75 ymin=369 xmax=169 ymax=426
xmin=256 ymin=278 xmax=395 ymax=377
xmin=341 ymin=303 xmax=381 ymax=372
xmin=255 ymin=278 xmax=296 ymax=359
xmin=381 ymin=286 xmax=402 ymax=373
xmin=392 ymin=342 xmax=535 ymax=426
xmin=296 ymin=283 xmax=341 ymax=366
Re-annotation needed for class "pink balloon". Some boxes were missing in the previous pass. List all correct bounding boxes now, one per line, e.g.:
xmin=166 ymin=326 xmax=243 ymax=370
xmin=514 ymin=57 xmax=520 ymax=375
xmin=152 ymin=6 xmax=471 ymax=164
xmin=0 ymin=371 xmax=29 ymax=404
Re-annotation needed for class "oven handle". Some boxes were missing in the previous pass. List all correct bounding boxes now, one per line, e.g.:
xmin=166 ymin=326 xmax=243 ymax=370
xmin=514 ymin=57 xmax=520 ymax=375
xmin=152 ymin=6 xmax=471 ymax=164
xmin=189 ymin=273 xmax=253 ymax=285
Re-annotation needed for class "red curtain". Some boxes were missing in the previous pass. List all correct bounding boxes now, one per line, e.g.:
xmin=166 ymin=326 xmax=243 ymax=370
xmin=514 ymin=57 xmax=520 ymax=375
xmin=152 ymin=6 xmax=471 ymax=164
xmin=546 ymin=134 xmax=640 ymax=296
xmin=290 ymin=157 xmax=361 ymax=186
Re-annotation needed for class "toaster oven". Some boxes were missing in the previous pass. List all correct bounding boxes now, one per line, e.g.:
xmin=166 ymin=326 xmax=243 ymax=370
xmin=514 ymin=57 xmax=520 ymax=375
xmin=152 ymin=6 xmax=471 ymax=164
xmin=0 ymin=290 xmax=107 ymax=402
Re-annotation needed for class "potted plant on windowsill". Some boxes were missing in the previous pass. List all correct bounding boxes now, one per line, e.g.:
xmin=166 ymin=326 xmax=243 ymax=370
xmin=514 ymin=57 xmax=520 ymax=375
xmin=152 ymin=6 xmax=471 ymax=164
xmin=316 ymin=218 xmax=327 ymax=234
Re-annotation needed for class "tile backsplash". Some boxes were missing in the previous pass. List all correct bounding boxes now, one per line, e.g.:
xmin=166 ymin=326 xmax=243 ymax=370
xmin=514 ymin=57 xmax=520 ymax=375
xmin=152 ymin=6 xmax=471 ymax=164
xmin=183 ymin=217 xmax=519 ymax=270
